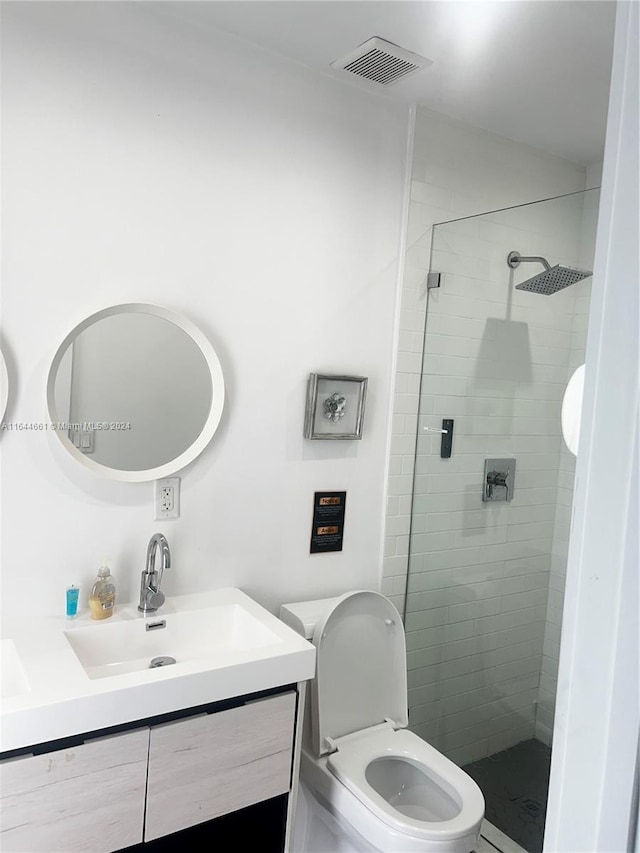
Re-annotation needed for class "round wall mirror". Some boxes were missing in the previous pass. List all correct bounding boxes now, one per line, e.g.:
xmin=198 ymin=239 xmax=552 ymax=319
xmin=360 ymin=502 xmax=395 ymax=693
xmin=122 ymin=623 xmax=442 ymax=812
xmin=47 ymin=304 xmax=225 ymax=482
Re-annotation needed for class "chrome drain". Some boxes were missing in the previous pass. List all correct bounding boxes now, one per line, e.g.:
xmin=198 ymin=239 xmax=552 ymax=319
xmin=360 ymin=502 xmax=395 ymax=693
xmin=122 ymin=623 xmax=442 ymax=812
xmin=149 ymin=655 xmax=176 ymax=668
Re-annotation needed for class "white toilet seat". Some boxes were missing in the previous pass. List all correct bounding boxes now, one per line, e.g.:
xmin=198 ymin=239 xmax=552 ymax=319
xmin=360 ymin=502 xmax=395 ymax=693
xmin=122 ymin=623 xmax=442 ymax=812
xmin=327 ymin=727 xmax=485 ymax=843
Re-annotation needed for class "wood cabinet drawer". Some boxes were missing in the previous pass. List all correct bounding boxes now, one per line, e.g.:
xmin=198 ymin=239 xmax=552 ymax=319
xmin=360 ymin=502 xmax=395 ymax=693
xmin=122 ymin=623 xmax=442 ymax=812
xmin=145 ymin=691 xmax=296 ymax=841
xmin=0 ymin=729 xmax=149 ymax=853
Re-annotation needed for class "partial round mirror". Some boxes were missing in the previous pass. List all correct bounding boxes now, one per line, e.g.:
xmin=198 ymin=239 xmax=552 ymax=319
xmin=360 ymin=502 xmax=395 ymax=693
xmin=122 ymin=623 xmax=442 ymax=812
xmin=47 ymin=304 xmax=225 ymax=481
xmin=0 ymin=349 xmax=8 ymax=424
xmin=561 ymin=363 xmax=585 ymax=456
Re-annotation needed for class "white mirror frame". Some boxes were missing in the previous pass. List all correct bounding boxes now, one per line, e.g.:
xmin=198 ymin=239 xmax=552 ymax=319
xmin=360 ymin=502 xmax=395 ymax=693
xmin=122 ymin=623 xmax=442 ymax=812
xmin=0 ymin=349 xmax=8 ymax=423
xmin=46 ymin=303 xmax=225 ymax=482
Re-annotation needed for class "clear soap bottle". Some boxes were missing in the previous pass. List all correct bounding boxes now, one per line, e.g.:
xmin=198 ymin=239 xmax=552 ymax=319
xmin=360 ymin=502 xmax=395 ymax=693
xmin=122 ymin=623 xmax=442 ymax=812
xmin=89 ymin=561 xmax=116 ymax=620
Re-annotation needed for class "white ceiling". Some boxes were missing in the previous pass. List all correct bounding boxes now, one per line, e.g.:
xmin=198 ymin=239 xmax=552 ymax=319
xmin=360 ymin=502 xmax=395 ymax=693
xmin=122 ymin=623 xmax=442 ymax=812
xmin=164 ymin=0 xmax=616 ymax=166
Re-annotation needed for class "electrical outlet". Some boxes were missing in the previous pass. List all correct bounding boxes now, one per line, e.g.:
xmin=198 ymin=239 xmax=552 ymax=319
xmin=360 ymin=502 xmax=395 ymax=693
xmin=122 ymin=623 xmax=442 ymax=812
xmin=154 ymin=477 xmax=180 ymax=520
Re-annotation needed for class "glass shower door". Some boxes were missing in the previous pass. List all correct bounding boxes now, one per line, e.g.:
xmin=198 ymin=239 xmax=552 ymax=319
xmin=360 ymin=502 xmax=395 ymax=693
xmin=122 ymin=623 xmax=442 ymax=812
xmin=405 ymin=188 xmax=599 ymax=852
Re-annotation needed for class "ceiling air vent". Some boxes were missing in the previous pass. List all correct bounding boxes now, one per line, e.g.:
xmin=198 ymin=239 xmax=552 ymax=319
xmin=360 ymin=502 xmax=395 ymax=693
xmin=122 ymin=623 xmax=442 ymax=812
xmin=331 ymin=37 xmax=432 ymax=86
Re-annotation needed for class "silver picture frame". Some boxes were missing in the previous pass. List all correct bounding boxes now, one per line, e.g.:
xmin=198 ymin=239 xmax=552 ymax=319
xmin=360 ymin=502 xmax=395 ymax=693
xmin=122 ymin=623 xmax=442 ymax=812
xmin=304 ymin=373 xmax=368 ymax=440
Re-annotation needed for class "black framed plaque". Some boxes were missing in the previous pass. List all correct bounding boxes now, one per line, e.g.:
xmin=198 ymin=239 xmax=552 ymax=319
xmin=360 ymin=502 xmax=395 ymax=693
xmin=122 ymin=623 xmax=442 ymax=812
xmin=310 ymin=491 xmax=347 ymax=554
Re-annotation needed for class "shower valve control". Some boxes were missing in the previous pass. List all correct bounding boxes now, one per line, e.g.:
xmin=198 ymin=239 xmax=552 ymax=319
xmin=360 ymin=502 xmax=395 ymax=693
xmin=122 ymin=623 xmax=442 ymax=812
xmin=483 ymin=458 xmax=516 ymax=503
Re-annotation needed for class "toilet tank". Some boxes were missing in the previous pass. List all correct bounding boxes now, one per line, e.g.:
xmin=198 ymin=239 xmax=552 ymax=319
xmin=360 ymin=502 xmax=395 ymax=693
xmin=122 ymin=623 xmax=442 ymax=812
xmin=279 ymin=596 xmax=343 ymax=640
xmin=280 ymin=596 xmax=343 ymax=754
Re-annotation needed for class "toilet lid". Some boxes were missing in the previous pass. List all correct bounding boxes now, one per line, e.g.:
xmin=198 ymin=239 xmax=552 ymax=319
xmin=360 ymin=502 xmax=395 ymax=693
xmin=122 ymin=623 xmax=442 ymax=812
xmin=312 ymin=591 xmax=408 ymax=756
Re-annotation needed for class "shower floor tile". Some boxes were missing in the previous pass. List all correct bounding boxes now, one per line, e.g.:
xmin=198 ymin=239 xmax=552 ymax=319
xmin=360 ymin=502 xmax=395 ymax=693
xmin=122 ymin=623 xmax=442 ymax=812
xmin=463 ymin=739 xmax=552 ymax=853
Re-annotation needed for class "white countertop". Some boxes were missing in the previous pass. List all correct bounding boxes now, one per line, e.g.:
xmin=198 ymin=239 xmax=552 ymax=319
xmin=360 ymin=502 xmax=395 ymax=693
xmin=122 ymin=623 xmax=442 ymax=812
xmin=0 ymin=588 xmax=316 ymax=753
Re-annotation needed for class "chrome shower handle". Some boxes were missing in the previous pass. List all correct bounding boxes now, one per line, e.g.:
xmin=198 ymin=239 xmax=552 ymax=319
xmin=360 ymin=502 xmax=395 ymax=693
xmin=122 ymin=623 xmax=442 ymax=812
xmin=486 ymin=468 xmax=511 ymax=501
xmin=483 ymin=458 xmax=516 ymax=503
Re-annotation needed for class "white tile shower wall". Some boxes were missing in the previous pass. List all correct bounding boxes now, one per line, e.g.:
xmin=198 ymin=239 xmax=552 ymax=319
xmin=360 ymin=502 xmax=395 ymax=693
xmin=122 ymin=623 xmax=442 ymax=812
xmin=384 ymin=108 xmax=589 ymax=766
xmin=383 ymin=107 xmax=586 ymax=614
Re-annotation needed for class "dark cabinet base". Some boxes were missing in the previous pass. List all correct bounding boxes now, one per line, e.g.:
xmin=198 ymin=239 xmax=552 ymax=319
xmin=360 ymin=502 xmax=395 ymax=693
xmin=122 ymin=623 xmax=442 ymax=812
xmin=119 ymin=794 xmax=288 ymax=853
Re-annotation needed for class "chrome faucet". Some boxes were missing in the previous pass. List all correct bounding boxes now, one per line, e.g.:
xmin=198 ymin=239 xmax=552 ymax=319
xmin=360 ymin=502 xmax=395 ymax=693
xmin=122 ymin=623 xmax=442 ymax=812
xmin=138 ymin=533 xmax=171 ymax=613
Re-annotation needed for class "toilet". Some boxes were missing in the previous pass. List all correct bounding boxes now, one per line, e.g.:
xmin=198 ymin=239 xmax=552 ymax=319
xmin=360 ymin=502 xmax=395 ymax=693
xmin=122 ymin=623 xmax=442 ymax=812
xmin=280 ymin=591 xmax=485 ymax=853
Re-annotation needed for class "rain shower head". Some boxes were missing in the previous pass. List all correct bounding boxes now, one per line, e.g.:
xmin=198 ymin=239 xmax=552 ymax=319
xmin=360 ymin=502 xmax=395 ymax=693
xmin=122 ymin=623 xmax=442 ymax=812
xmin=507 ymin=251 xmax=592 ymax=295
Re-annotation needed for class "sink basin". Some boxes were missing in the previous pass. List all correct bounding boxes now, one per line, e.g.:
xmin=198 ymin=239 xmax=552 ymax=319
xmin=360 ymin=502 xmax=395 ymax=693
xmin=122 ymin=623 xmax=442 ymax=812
xmin=1 ymin=588 xmax=315 ymax=753
xmin=1 ymin=639 xmax=30 ymax=698
xmin=64 ymin=602 xmax=283 ymax=680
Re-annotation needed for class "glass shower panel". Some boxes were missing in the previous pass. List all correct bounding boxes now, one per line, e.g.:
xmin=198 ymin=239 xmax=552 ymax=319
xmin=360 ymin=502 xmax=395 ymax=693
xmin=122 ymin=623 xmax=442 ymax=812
xmin=405 ymin=189 xmax=599 ymax=851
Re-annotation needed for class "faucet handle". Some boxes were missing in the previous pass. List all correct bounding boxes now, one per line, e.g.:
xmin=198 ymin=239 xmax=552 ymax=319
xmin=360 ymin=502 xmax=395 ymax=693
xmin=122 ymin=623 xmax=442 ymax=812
xmin=143 ymin=588 xmax=165 ymax=611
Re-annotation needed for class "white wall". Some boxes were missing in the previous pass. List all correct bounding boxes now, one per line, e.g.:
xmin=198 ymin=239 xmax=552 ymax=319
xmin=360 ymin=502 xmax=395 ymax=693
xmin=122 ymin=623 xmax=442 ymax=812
xmin=0 ymin=3 xmax=410 ymax=622
xmin=545 ymin=0 xmax=640 ymax=847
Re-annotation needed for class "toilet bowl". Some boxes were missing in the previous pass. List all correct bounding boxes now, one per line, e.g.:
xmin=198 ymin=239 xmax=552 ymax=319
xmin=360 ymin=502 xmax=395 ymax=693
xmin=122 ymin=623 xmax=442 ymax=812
xmin=281 ymin=591 xmax=484 ymax=853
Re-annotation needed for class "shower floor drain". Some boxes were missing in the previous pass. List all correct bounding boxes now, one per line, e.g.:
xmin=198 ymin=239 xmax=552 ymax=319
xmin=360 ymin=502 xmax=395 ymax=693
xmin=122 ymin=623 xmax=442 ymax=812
xmin=510 ymin=795 xmax=545 ymax=818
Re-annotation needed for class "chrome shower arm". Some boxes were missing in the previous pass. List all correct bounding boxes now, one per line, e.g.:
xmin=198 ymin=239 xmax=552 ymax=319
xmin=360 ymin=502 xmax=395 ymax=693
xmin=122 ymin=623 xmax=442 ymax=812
xmin=507 ymin=251 xmax=551 ymax=271
xmin=517 ymin=255 xmax=551 ymax=270
xmin=507 ymin=252 xmax=551 ymax=270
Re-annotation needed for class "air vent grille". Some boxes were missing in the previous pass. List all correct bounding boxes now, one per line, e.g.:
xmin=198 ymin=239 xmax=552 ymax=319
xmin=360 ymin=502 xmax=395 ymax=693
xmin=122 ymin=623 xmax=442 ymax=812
xmin=343 ymin=48 xmax=419 ymax=85
xmin=332 ymin=37 xmax=432 ymax=87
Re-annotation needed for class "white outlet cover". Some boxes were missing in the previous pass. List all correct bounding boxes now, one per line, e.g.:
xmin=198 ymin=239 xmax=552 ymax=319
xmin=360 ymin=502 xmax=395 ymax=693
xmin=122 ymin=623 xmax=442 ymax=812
xmin=154 ymin=477 xmax=180 ymax=520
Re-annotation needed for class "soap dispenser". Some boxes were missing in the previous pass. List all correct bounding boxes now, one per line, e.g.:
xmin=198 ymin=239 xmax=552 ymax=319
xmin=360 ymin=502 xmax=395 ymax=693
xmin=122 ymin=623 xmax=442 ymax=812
xmin=89 ymin=560 xmax=116 ymax=620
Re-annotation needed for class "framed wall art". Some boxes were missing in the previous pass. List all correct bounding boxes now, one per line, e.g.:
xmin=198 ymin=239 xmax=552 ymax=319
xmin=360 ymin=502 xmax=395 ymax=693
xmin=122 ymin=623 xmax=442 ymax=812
xmin=304 ymin=373 xmax=368 ymax=440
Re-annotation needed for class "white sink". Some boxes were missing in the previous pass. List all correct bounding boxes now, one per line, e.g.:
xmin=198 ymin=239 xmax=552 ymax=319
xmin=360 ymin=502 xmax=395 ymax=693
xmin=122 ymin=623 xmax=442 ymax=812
xmin=64 ymin=601 xmax=283 ymax=680
xmin=1 ymin=639 xmax=30 ymax=698
xmin=2 ymin=588 xmax=315 ymax=754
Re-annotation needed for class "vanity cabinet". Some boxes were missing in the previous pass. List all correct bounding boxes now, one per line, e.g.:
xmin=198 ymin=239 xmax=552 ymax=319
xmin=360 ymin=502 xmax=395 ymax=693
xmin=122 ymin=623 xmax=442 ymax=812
xmin=0 ymin=689 xmax=298 ymax=853
xmin=0 ymin=729 xmax=148 ymax=853
xmin=145 ymin=691 xmax=295 ymax=840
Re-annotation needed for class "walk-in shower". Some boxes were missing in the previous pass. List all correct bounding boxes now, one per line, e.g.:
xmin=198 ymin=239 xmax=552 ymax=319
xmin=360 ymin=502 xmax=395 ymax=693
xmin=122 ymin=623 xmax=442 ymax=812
xmin=404 ymin=188 xmax=599 ymax=853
